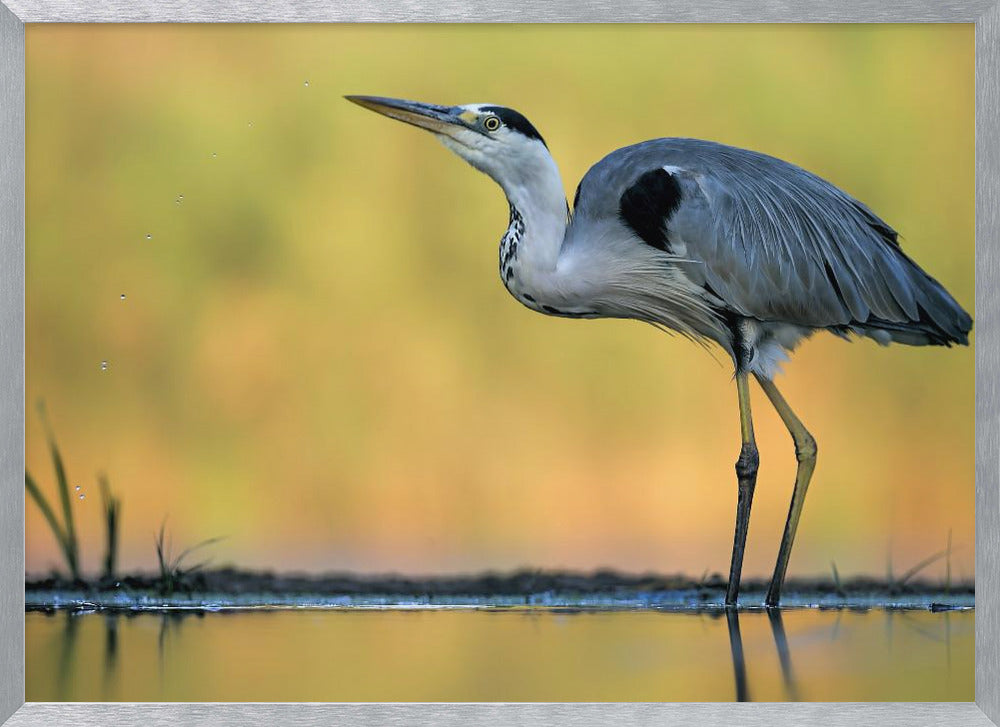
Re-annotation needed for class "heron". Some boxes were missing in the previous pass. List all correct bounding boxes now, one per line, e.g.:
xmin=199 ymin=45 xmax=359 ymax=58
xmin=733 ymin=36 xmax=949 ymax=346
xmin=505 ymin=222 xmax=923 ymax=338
xmin=345 ymin=95 xmax=973 ymax=607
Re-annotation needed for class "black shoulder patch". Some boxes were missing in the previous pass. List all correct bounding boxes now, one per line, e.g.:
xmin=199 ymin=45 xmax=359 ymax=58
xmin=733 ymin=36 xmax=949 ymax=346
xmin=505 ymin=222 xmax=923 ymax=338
xmin=618 ymin=168 xmax=683 ymax=252
xmin=480 ymin=106 xmax=547 ymax=147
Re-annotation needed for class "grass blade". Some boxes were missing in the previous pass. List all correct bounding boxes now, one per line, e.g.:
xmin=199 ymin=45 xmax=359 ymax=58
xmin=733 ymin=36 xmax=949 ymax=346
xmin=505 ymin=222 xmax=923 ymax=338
xmin=99 ymin=473 xmax=120 ymax=580
xmin=153 ymin=523 xmax=222 ymax=595
xmin=886 ymin=540 xmax=894 ymax=591
xmin=25 ymin=470 xmax=72 ymax=572
xmin=945 ymin=529 xmax=953 ymax=595
xmin=38 ymin=404 xmax=78 ymax=580
xmin=155 ymin=520 xmax=169 ymax=582
xmin=179 ymin=559 xmax=212 ymax=578
xmin=897 ymin=550 xmax=949 ymax=588
xmin=173 ymin=536 xmax=225 ymax=571
xmin=830 ymin=561 xmax=845 ymax=598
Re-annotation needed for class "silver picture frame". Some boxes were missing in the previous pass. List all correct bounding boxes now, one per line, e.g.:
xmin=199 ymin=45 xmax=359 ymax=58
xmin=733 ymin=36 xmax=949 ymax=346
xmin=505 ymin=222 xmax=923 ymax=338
xmin=1 ymin=2 xmax=997 ymax=725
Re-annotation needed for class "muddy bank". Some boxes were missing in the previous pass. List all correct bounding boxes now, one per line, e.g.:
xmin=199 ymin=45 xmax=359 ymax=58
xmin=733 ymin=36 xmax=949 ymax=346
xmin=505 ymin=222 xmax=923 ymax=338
xmin=25 ymin=568 xmax=974 ymax=611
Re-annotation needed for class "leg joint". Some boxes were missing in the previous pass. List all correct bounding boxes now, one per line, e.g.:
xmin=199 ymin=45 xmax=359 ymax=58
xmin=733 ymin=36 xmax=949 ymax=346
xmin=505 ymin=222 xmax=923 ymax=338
xmin=795 ymin=432 xmax=817 ymax=462
xmin=735 ymin=442 xmax=760 ymax=481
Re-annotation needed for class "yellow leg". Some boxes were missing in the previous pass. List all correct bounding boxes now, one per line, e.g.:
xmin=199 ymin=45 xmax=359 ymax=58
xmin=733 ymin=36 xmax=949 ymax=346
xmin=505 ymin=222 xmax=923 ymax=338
xmin=725 ymin=373 xmax=759 ymax=607
xmin=754 ymin=375 xmax=817 ymax=607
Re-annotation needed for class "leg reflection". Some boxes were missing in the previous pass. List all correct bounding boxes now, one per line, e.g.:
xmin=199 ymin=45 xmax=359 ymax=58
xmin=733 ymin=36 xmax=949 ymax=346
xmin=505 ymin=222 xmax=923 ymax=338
xmin=726 ymin=609 xmax=751 ymax=702
xmin=767 ymin=609 xmax=801 ymax=701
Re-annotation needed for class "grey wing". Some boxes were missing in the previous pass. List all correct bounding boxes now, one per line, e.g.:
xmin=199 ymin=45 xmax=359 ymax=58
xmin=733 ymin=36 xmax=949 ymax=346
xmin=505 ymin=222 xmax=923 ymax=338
xmin=581 ymin=138 xmax=972 ymax=345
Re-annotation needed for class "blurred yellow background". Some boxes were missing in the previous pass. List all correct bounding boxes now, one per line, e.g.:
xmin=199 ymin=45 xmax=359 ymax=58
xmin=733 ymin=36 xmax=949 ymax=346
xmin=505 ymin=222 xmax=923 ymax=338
xmin=25 ymin=24 xmax=974 ymax=580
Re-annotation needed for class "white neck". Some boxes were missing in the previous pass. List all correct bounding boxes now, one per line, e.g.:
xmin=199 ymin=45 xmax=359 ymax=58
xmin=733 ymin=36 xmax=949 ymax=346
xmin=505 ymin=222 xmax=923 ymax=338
xmin=496 ymin=150 xmax=567 ymax=274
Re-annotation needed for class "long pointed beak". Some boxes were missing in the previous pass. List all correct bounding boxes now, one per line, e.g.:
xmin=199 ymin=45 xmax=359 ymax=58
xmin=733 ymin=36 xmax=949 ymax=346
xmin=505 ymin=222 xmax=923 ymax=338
xmin=345 ymin=95 xmax=468 ymax=135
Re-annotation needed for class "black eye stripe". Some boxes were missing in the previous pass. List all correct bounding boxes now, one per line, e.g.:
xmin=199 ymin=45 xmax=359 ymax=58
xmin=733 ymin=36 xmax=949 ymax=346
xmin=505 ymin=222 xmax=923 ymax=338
xmin=479 ymin=105 xmax=547 ymax=148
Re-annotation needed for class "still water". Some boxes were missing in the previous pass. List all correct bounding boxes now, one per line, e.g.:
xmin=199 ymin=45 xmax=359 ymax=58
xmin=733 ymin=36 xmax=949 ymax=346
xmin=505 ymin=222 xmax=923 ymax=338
xmin=26 ymin=608 xmax=972 ymax=702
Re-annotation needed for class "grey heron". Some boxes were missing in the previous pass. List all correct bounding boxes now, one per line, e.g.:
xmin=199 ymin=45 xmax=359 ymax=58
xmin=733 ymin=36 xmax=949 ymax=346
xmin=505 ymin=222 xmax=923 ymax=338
xmin=346 ymin=95 xmax=973 ymax=607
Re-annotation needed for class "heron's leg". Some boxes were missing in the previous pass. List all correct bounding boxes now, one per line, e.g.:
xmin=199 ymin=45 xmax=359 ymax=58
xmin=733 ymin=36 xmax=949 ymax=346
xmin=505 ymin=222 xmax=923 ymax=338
xmin=725 ymin=372 xmax=759 ymax=607
xmin=754 ymin=375 xmax=817 ymax=608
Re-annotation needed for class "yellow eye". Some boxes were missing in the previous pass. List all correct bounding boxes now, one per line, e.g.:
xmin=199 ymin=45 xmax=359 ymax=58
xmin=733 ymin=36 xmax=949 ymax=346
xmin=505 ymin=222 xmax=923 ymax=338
xmin=483 ymin=115 xmax=501 ymax=131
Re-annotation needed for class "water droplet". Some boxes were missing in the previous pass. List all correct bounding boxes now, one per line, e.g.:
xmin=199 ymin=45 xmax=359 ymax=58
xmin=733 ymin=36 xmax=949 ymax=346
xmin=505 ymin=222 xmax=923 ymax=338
xmin=145 ymin=234 xmax=152 ymax=240
xmin=248 ymin=121 xmax=254 ymax=128
xmin=74 ymin=485 xmax=81 ymax=491
xmin=78 ymin=494 xmax=85 ymax=500
xmin=100 ymin=360 xmax=108 ymax=371
xmin=303 ymin=80 xmax=310 ymax=87
xmin=211 ymin=152 xmax=217 ymax=158
xmin=120 ymin=293 xmax=126 ymax=301
xmin=179 ymin=194 xmax=184 ymax=199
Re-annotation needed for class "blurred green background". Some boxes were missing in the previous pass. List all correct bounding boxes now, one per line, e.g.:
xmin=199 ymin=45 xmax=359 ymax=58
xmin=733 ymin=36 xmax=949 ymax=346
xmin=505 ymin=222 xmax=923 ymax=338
xmin=26 ymin=24 xmax=974 ymax=581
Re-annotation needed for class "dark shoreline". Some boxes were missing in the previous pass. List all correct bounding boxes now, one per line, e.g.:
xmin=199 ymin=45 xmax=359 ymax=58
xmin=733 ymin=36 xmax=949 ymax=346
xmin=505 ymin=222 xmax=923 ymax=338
xmin=25 ymin=567 xmax=974 ymax=612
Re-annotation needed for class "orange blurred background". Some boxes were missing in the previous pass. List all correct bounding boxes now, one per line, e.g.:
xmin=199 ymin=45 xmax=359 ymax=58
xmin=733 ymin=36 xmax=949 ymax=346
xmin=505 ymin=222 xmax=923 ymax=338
xmin=25 ymin=24 xmax=974 ymax=580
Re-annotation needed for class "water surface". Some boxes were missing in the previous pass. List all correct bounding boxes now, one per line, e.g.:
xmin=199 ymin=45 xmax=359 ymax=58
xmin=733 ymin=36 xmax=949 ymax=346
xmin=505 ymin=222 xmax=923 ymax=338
xmin=26 ymin=608 xmax=972 ymax=702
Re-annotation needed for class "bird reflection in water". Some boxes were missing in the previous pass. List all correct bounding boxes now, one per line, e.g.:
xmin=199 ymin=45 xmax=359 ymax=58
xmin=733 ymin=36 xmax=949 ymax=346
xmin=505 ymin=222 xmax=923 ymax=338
xmin=726 ymin=610 xmax=751 ymax=701
xmin=767 ymin=609 xmax=800 ymax=701
xmin=725 ymin=608 xmax=800 ymax=702
xmin=35 ymin=605 xmax=963 ymax=702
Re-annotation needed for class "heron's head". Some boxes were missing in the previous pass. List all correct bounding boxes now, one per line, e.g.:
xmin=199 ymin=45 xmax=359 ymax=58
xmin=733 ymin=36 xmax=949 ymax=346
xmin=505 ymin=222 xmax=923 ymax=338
xmin=346 ymin=95 xmax=553 ymax=193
